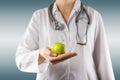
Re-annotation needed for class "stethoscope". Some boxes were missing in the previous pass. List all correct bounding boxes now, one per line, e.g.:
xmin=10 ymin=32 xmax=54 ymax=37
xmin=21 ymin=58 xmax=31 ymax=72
xmin=48 ymin=2 xmax=90 ymax=45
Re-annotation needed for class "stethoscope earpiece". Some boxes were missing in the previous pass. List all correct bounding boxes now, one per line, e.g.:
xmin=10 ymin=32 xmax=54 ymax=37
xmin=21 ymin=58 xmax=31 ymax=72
xmin=76 ymin=42 xmax=87 ymax=45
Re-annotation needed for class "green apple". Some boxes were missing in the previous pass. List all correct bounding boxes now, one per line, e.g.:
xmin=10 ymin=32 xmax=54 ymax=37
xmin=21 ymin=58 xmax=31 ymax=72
xmin=51 ymin=42 xmax=65 ymax=55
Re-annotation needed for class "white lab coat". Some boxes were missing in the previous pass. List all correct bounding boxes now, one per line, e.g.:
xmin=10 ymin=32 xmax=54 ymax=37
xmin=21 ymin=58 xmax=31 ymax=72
xmin=16 ymin=0 xmax=115 ymax=80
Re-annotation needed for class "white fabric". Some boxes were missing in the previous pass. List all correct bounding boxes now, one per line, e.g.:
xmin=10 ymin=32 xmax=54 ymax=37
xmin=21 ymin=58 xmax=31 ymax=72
xmin=16 ymin=0 xmax=115 ymax=80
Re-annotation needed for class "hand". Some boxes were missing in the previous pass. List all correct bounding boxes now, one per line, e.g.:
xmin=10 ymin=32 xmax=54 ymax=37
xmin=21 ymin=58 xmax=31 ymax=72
xmin=38 ymin=47 xmax=77 ymax=64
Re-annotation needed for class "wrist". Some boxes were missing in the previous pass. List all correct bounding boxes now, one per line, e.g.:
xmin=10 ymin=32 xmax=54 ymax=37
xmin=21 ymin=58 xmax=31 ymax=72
xmin=38 ymin=53 xmax=45 ymax=64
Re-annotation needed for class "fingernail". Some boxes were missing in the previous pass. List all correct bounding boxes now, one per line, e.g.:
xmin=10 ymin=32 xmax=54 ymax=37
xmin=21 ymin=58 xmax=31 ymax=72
xmin=53 ymin=53 xmax=57 ymax=57
xmin=72 ymin=53 xmax=77 ymax=56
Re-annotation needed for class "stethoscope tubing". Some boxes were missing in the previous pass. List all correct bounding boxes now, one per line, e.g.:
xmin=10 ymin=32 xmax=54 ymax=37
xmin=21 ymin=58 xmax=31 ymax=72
xmin=48 ymin=2 xmax=90 ymax=45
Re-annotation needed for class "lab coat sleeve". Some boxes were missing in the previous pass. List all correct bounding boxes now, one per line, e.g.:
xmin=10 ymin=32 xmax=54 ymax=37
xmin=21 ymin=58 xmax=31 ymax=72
xmin=16 ymin=11 xmax=49 ymax=73
xmin=93 ymin=13 xmax=115 ymax=80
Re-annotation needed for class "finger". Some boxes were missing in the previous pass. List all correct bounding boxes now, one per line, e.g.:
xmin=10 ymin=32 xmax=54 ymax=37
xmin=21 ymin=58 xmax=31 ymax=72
xmin=46 ymin=51 xmax=57 ymax=57
xmin=45 ymin=52 xmax=57 ymax=63
xmin=45 ymin=48 xmax=57 ymax=57
xmin=49 ymin=52 xmax=77 ymax=63
xmin=50 ymin=52 xmax=57 ymax=57
xmin=57 ymin=52 xmax=77 ymax=61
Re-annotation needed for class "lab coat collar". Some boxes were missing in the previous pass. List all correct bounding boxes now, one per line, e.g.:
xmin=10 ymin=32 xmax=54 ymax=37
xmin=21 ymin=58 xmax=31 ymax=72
xmin=52 ymin=0 xmax=81 ymax=15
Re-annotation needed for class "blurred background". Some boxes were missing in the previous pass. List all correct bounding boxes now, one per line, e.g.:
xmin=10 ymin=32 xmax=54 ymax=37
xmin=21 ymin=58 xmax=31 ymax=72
xmin=0 ymin=0 xmax=120 ymax=80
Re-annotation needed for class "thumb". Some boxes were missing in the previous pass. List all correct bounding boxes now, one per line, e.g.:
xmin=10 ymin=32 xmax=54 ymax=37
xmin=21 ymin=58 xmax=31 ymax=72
xmin=50 ymin=52 xmax=57 ymax=57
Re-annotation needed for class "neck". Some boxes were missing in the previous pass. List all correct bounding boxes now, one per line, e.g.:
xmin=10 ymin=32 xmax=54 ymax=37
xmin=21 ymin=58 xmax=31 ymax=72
xmin=56 ymin=0 xmax=76 ymax=13
xmin=55 ymin=0 xmax=76 ymax=23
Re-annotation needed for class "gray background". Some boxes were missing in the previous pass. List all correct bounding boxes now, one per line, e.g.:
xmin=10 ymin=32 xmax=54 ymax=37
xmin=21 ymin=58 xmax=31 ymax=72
xmin=0 ymin=0 xmax=120 ymax=80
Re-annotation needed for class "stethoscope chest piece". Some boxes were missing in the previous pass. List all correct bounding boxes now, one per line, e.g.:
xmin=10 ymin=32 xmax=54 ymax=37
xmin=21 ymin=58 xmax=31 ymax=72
xmin=54 ymin=22 xmax=65 ymax=30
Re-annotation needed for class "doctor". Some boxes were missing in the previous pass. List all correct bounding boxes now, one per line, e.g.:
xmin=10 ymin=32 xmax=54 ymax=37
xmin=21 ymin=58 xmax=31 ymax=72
xmin=16 ymin=0 xmax=115 ymax=80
